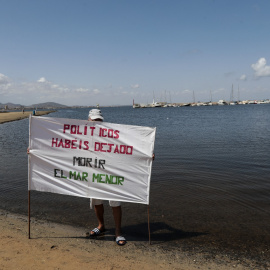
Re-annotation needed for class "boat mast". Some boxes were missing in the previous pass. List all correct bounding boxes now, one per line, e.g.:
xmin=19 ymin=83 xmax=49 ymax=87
xmin=230 ymin=84 xmax=234 ymax=102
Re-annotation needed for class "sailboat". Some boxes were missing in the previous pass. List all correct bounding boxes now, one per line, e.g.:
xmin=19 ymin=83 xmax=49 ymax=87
xmin=229 ymin=84 xmax=237 ymax=105
xmin=151 ymin=100 xmax=162 ymax=107
xmin=207 ymin=90 xmax=213 ymax=106
xmin=151 ymin=92 xmax=162 ymax=107
xmin=190 ymin=91 xmax=196 ymax=106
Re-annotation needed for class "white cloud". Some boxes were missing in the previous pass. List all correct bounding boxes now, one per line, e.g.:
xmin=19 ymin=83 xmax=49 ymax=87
xmin=58 ymin=87 xmax=70 ymax=93
xmin=37 ymin=77 xmax=47 ymax=83
xmin=240 ymin=74 xmax=247 ymax=81
xmin=0 ymin=73 xmax=10 ymax=84
xmin=75 ymin=88 xmax=100 ymax=95
xmin=0 ymin=83 xmax=12 ymax=94
xmin=0 ymin=74 xmax=12 ymax=95
xmin=251 ymin=58 xmax=270 ymax=77
xmin=0 ymin=74 xmax=139 ymax=106
xmin=131 ymin=84 xmax=140 ymax=89
xmin=93 ymin=89 xmax=100 ymax=94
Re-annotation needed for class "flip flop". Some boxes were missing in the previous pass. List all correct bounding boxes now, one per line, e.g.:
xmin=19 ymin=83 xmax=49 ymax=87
xmin=115 ymin=236 xmax=127 ymax=246
xmin=90 ymin=227 xmax=105 ymax=236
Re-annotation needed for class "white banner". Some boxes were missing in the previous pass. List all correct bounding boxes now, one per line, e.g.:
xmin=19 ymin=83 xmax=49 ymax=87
xmin=28 ymin=115 xmax=156 ymax=205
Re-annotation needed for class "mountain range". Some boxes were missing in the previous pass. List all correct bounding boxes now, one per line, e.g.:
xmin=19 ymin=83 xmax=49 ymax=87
xmin=0 ymin=102 xmax=68 ymax=109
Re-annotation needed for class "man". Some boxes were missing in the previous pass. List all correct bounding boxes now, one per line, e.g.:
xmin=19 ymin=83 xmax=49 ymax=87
xmin=88 ymin=109 xmax=126 ymax=246
xmin=28 ymin=109 xmax=126 ymax=245
xmin=28 ymin=109 xmax=154 ymax=246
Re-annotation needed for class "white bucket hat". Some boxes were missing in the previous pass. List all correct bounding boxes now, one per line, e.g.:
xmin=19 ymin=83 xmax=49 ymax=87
xmin=88 ymin=109 xmax=104 ymax=120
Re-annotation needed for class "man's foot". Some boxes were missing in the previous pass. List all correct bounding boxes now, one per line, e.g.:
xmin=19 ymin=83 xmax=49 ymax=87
xmin=90 ymin=227 xmax=105 ymax=236
xmin=115 ymin=236 xmax=127 ymax=246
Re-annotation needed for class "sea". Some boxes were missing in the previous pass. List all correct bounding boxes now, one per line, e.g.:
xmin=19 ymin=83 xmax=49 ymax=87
xmin=0 ymin=105 xmax=270 ymax=262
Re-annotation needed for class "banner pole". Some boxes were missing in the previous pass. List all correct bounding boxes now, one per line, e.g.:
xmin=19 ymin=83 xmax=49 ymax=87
xmin=28 ymin=190 xmax=31 ymax=239
xmin=28 ymin=114 xmax=32 ymax=239
xmin=148 ymin=205 xmax=151 ymax=245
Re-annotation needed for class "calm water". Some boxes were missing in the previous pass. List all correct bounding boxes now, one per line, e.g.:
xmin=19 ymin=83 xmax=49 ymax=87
xmin=1 ymin=105 xmax=270 ymax=260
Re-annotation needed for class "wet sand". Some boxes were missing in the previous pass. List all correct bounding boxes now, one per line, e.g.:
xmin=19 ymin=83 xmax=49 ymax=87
xmin=0 ymin=209 xmax=261 ymax=270
xmin=0 ymin=111 xmax=55 ymax=124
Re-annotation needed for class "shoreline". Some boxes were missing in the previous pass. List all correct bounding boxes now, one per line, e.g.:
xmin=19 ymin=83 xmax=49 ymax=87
xmin=0 ymin=209 xmax=262 ymax=270
xmin=0 ymin=111 xmax=55 ymax=124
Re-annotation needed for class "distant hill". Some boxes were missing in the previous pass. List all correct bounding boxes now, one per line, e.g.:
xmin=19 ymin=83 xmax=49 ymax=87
xmin=0 ymin=102 xmax=68 ymax=109
xmin=0 ymin=102 xmax=23 ymax=109
xmin=30 ymin=102 xmax=68 ymax=108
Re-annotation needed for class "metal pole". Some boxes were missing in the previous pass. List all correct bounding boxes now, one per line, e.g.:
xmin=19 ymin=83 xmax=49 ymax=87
xmin=28 ymin=190 xmax=31 ymax=239
xmin=148 ymin=205 xmax=151 ymax=245
xmin=28 ymin=114 xmax=32 ymax=239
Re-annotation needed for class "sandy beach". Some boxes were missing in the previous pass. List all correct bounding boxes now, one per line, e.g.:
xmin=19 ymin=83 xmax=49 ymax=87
xmin=0 ymin=209 xmax=261 ymax=270
xmin=0 ymin=111 xmax=55 ymax=124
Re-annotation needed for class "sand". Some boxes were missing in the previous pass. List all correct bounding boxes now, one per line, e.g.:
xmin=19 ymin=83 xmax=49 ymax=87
xmin=0 ymin=111 xmax=55 ymax=124
xmin=0 ymin=210 xmax=261 ymax=270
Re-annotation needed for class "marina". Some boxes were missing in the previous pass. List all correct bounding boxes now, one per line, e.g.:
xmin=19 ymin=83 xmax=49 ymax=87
xmin=133 ymin=98 xmax=270 ymax=108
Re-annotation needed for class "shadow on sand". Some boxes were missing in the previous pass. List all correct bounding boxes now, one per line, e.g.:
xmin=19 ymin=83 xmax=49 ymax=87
xmin=32 ymin=221 xmax=208 ymax=244
xmin=121 ymin=222 xmax=208 ymax=244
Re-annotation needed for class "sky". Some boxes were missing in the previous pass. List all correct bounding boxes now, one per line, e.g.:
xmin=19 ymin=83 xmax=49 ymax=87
xmin=1 ymin=0 xmax=270 ymax=106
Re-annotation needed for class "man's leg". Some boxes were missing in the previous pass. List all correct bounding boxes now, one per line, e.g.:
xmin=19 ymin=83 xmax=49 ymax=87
xmin=112 ymin=206 xmax=126 ymax=245
xmin=90 ymin=204 xmax=105 ymax=235
xmin=112 ymin=206 xmax=122 ymax=236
